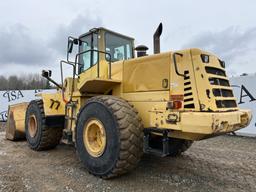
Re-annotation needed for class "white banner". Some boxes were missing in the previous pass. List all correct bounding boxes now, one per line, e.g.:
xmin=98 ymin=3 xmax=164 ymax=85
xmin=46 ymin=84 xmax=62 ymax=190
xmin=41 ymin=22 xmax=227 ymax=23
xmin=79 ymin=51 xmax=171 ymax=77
xmin=0 ymin=89 xmax=55 ymax=121
xmin=230 ymin=74 xmax=256 ymax=136
xmin=0 ymin=76 xmax=255 ymax=136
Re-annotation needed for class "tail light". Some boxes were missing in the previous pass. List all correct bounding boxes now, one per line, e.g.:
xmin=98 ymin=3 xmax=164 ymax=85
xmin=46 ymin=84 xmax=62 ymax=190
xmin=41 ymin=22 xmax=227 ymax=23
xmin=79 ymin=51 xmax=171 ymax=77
xmin=167 ymin=101 xmax=182 ymax=109
xmin=168 ymin=94 xmax=184 ymax=109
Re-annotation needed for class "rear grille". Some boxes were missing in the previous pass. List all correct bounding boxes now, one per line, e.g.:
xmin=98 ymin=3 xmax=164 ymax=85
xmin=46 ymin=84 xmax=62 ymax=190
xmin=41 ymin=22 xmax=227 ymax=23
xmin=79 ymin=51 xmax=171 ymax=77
xmin=205 ymin=67 xmax=237 ymax=109
xmin=216 ymin=100 xmax=237 ymax=108
xmin=205 ymin=67 xmax=226 ymax=77
xmin=212 ymin=89 xmax=234 ymax=97
xmin=209 ymin=78 xmax=230 ymax=86
xmin=183 ymin=70 xmax=195 ymax=109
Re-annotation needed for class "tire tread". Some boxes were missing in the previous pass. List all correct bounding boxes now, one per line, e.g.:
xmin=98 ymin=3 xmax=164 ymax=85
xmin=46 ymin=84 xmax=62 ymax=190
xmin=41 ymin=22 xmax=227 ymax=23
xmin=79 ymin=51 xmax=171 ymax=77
xmin=79 ymin=96 xmax=143 ymax=179
xmin=26 ymin=100 xmax=63 ymax=151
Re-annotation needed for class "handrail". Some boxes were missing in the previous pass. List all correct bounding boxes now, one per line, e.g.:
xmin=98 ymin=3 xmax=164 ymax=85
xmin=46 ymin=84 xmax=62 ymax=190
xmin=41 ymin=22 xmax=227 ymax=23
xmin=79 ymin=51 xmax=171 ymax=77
xmin=60 ymin=60 xmax=76 ymax=103
xmin=173 ymin=52 xmax=185 ymax=77
xmin=60 ymin=60 xmax=75 ymax=88
xmin=64 ymin=49 xmax=112 ymax=103
xmin=74 ymin=49 xmax=112 ymax=79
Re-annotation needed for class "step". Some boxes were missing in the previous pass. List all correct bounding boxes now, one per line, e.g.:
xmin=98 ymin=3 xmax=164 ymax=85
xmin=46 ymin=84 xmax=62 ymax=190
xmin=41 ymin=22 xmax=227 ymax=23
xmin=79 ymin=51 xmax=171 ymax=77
xmin=144 ymin=147 xmax=168 ymax=157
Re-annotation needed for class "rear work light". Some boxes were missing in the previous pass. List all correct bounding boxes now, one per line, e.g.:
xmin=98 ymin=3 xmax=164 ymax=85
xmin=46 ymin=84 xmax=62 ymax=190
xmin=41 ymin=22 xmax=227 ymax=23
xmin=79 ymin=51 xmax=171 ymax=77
xmin=218 ymin=59 xmax=225 ymax=68
xmin=201 ymin=54 xmax=210 ymax=63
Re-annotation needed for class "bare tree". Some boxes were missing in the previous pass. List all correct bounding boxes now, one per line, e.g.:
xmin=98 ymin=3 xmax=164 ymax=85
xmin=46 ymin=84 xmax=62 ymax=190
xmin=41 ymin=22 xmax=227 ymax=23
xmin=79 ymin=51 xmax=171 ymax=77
xmin=0 ymin=76 xmax=8 ymax=90
xmin=0 ymin=74 xmax=51 ymax=90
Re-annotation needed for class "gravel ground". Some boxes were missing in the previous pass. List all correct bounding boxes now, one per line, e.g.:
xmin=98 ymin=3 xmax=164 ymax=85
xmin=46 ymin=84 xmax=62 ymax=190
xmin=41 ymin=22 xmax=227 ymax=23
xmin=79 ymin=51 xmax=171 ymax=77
xmin=0 ymin=122 xmax=256 ymax=192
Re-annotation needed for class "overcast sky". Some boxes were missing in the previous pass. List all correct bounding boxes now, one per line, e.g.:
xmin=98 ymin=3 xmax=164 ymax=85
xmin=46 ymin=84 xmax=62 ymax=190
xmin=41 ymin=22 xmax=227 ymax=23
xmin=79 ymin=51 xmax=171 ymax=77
xmin=0 ymin=0 xmax=255 ymax=82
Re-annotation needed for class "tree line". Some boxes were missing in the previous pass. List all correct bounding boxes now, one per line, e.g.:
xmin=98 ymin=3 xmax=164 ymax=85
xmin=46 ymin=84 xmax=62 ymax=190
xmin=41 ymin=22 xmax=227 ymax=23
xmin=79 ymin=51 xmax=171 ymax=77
xmin=0 ymin=74 xmax=51 ymax=90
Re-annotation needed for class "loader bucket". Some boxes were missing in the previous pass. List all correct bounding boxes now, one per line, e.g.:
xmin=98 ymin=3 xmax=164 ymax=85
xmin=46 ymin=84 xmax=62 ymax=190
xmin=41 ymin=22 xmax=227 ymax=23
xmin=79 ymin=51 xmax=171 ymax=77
xmin=6 ymin=103 xmax=28 ymax=140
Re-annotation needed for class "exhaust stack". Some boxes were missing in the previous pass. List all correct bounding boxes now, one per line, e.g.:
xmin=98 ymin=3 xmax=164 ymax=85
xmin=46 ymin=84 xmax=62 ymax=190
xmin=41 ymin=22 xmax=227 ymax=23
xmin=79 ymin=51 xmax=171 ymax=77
xmin=153 ymin=23 xmax=163 ymax=54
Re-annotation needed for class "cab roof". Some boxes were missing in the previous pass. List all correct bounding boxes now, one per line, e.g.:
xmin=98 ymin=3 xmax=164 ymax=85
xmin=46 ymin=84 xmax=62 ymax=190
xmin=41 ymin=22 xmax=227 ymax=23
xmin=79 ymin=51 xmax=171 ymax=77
xmin=79 ymin=27 xmax=134 ymax=41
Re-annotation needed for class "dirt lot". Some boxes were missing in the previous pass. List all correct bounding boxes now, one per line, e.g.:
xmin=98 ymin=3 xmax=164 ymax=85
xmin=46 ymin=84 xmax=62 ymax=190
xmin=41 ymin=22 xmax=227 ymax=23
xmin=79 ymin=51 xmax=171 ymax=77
xmin=0 ymin=122 xmax=256 ymax=192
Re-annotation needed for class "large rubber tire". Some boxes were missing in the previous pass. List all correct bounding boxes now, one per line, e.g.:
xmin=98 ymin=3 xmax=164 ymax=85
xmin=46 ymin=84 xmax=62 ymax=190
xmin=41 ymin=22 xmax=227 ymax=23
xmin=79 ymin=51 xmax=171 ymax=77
xmin=76 ymin=95 xmax=143 ymax=179
xmin=168 ymin=138 xmax=193 ymax=157
xmin=25 ymin=100 xmax=63 ymax=151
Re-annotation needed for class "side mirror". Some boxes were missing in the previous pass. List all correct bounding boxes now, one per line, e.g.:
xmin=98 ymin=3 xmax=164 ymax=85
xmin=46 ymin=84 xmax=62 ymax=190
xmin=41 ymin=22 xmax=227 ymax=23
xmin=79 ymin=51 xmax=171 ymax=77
xmin=68 ymin=39 xmax=74 ymax=53
xmin=67 ymin=38 xmax=79 ymax=54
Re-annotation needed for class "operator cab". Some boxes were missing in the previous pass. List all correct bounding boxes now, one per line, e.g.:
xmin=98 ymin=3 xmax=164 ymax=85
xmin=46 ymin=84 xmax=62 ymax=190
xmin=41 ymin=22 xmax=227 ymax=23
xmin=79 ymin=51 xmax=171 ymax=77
xmin=67 ymin=28 xmax=135 ymax=75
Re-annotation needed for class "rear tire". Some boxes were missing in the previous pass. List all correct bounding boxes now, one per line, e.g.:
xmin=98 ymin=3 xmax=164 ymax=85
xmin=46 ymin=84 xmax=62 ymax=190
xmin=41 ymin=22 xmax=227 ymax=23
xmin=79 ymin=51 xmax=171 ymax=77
xmin=167 ymin=138 xmax=193 ymax=157
xmin=76 ymin=96 xmax=143 ymax=179
xmin=25 ymin=100 xmax=63 ymax=151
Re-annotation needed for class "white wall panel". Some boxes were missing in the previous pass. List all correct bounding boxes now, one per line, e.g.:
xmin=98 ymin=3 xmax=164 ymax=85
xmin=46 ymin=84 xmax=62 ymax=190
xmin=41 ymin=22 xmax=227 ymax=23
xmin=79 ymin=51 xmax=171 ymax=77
xmin=0 ymin=89 xmax=55 ymax=121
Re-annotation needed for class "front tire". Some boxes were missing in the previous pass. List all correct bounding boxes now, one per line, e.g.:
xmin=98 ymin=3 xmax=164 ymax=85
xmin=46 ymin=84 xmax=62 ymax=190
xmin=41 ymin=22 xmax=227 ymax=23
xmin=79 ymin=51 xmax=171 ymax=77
xmin=25 ymin=100 xmax=63 ymax=151
xmin=76 ymin=96 xmax=143 ymax=179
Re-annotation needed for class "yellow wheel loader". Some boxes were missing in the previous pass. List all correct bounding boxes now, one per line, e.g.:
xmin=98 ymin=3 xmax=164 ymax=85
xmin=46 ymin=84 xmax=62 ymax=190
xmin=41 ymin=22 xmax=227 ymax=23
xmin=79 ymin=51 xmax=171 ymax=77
xmin=6 ymin=23 xmax=252 ymax=179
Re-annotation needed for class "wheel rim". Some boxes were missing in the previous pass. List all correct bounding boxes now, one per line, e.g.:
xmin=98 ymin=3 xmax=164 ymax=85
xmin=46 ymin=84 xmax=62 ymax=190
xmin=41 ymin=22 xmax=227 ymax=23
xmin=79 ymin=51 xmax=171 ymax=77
xmin=83 ymin=118 xmax=106 ymax=157
xmin=28 ymin=115 xmax=37 ymax=138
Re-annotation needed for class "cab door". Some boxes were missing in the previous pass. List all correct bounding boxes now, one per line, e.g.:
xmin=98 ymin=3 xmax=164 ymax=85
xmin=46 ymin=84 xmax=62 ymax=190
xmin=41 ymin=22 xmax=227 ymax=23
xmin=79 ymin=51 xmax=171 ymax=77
xmin=78 ymin=33 xmax=99 ymax=76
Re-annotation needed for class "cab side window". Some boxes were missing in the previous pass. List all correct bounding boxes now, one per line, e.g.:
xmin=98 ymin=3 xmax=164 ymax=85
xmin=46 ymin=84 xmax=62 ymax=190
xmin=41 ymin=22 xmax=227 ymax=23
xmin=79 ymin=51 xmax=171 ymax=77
xmin=105 ymin=32 xmax=133 ymax=62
